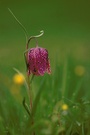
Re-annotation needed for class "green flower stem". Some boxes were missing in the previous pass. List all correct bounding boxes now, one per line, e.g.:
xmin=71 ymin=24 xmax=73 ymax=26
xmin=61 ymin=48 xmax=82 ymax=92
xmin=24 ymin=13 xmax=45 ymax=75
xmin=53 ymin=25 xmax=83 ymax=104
xmin=27 ymin=75 xmax=33 ymax=111
xmin=27 ymin=74 xmax=35 ymax=135
xmin=26 ymin=30 xmax=44 ymax=49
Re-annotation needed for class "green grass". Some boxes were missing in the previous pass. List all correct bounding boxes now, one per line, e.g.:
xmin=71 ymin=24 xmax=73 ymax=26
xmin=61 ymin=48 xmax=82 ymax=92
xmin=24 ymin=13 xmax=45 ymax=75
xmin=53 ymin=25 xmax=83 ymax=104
xmin=0 ymin=53 xmax=90 ymax=135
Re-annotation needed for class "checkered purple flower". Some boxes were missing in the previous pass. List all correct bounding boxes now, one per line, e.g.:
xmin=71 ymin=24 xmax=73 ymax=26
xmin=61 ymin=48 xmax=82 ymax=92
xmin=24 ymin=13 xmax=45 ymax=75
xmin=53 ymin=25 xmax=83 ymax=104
xmin=27 ymin=47 xmax=51 ymax=76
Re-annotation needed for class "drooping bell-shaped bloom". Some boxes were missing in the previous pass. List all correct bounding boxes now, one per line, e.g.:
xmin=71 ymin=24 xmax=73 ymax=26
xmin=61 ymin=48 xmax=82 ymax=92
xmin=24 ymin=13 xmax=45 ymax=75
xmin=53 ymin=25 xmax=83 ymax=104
xmin=27 ymin=47 xmax=51 ymax=76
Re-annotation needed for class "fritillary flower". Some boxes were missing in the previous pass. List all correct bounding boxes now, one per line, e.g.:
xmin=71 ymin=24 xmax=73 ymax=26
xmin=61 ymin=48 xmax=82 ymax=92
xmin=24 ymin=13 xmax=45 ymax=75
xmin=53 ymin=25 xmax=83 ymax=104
xmin=27 ymin=47 xmax=51 ymax=76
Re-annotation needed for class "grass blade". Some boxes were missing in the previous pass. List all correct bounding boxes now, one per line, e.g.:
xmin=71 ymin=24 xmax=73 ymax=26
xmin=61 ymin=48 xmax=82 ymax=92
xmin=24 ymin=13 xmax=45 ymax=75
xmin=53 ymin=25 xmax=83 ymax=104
xmin=72 ymin=77 xmax=84 ymax=101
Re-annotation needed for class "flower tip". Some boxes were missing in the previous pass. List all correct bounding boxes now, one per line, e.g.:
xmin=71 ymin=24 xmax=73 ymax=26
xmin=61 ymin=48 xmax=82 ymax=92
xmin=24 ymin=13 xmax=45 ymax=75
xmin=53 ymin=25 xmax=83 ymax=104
xmin=39 ymin=30 xmax=44 ymax=36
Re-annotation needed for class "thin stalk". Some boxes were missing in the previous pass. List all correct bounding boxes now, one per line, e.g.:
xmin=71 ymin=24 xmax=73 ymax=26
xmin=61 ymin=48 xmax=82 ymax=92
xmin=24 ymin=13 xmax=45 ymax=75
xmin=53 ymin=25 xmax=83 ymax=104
xmin=8 ymin=8 xmax=28 ymax=43
xmin=23 ymin=97 xmax=31 ymax=116
xmin=27 ymin=75 xmax=33 ymax=111
xmin=30 ymin=75 xmax=34 ymax=84
xmin=27 ymin=74 xmax=35 ymax=135
xmin=26 ymin=30 xmax=44 ymax=49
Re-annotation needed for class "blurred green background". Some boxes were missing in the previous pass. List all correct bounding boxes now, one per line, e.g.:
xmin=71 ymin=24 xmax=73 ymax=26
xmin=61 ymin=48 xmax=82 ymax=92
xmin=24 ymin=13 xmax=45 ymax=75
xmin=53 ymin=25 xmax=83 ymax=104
xmin=0 ymin=0 xmax=90 ymax=77
xmin=0 ymin=1 xmax=90 ymax=134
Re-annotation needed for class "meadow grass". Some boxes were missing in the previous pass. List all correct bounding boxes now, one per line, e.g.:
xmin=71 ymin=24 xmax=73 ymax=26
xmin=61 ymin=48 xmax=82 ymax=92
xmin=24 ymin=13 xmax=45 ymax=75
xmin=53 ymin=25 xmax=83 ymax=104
xmin=0 ymin=52 xmax=90 ymax=135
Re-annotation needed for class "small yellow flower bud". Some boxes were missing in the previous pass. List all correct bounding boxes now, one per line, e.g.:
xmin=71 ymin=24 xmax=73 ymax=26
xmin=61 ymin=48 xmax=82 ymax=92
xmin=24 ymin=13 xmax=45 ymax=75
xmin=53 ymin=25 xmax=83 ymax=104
xmin=61 ymin=104 xmax=68 ymax=110
xmin=13 ymin=74 xmax=25 ymax=85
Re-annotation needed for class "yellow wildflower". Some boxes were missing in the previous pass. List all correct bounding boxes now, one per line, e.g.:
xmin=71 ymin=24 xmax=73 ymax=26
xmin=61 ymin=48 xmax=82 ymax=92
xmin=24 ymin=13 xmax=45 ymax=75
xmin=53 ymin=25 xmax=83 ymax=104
xmin=13 ymin=73 xmax=25 ymax=85
xmin=61 ymin=104 xmax=68 ymax=110
xmin=75 ymin=65 xmax=85 ymax=76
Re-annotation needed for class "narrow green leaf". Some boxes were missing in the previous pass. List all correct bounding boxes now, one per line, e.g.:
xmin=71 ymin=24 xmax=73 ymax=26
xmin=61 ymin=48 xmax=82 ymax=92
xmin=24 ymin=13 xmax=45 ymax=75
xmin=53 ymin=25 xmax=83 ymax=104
xmin=66 ymin=124 xmax=73 ymax=135
xmin=23 ymin=97 xmax=31 ymax=117
xmin=8 ymin=8 xmax=28 ymax=43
